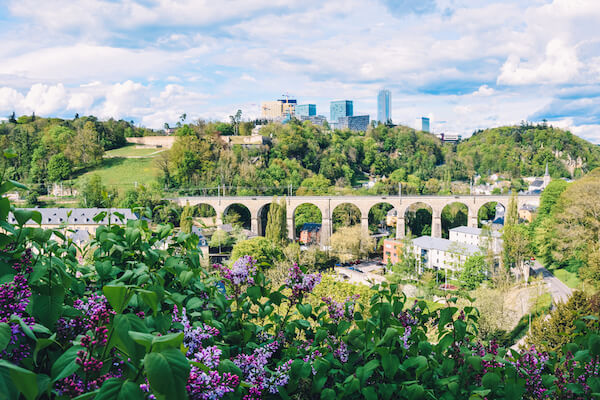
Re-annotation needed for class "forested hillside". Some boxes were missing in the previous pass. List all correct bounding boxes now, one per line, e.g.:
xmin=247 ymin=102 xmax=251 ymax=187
xmin=0 ymin=115 xmax=153 ymax=185
xmin=1 ymin=115 xmax=599 ymax=199
xmin=456 ymin=123 xmax=600 ymax=178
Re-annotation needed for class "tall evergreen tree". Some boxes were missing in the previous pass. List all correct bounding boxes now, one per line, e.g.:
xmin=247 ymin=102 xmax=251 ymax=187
xmin=180 ymin=204 xmax=194 ymax=233
xmin=265 ymin=196 xmax=287 ymax=243
xmin=505 ymin=192 xmax=518 ymax=226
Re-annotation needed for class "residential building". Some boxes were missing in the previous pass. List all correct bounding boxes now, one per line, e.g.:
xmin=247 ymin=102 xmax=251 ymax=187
xmin=191 ymin=226 xmax=209 ymax=259
xmin=421 ymin=117 xmax=430 ymax=132
xmin=448 ymin=226 xmax=503 ymax=254
xmin=377 ymin=89 xmax=391 ymax=123
xmin=261 ymin=99 xmax=297 ymax=120
xmin=408 ymin=236 xmax=479 ymax=277
xmin=330 ymin=100 xmax=353 ymax=123
xmin=518 ymin=204 xmax=538 ymax=223
xmin=338 ymin=115 xmax=370 ymax=132
xmin=8 ymin=208 xmax=138 ymax=233
xmin=383 ymin=238 xmax=403 ymax=265
xmin=296 ymin=104 xmax=316 ymax=117
xmin=221 ymin=134 xmax=269 ymax=147
xmin=299 ymin=223 xmax=321 ymax=245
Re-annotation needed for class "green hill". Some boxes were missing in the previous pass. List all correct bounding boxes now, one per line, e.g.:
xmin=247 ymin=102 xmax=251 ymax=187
xmin=456 ymin=123 xmax=600 ymax=178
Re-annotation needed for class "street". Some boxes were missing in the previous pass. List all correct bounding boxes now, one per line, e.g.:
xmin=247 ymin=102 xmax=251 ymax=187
xmin=530 ymin=260 xmax=573 ymax=304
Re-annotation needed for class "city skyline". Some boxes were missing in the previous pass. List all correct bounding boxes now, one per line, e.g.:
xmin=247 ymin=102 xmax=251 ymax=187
xmin=0 ymin=1 xmax=598 ymax=142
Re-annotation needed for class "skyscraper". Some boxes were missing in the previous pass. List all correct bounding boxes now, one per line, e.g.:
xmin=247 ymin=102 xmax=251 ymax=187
xmin=296 ymin=104 xmax=316 ymax=117
xmin=377 ymin=89 xmax=391 ymax=123
xmin=330 ymin=100 xmax=353 ymax=123
xmin=421 ymin=117 xmax=430 ymax=133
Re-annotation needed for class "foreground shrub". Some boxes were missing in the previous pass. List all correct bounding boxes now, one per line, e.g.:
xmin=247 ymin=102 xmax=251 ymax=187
xmin=0 ymin=174 xmax=599 ymax=399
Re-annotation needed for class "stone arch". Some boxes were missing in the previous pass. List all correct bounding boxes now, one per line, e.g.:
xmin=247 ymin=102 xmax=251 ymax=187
xmin=192 ymin=203 xmax=217 ymax=227
xmin=368 ymin=202 xmax=395 ymax=235
xmin=477 ymin=201 xmax=505 ymax=227
xmin=403 ymin=202 xmax=433 ymax=237
xmin=332 ymin=203 xmax=362 ymax=233
xmin=256 ymin=202 xmax=273 ymax=236
xmin=223 ymin=203 xmax=251 ymax=230
xmin=441 ymin=201 xmax=469 ymax=238
xmin=293 ymin=203 xmax=323 ymax=244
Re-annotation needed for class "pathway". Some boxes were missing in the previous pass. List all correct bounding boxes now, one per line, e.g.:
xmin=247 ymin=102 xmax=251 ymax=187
xmin=530 ymin=260 xmax=572 ymax=304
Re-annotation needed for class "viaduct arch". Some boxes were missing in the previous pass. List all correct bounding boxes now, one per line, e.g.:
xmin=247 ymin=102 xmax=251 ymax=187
xmin=172 ymin=195 xmax=540 ymax=247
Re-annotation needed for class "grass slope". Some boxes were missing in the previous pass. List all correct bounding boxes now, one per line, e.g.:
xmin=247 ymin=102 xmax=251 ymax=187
xmin=104 ymin=144 xmax=165 ymax=157
xmin=77 ymin=157 xmax=159 ymax=189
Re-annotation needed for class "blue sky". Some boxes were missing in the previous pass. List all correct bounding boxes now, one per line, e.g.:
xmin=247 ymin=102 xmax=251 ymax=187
xmin=0 ymin=0 xmax=599 ymax=142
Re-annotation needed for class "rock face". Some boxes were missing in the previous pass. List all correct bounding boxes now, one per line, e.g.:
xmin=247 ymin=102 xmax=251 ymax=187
xmin=553 ymin=149 xmax=585 ymax=176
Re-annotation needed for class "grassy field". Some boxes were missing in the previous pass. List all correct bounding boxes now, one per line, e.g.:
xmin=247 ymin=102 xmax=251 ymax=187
xmin=104 ymin=145 xmax=165 ymax=157
xmin=77 ymin=157 xmax=159 ymax=190
xmin=551 ymin=268 xmax=582 ymax=289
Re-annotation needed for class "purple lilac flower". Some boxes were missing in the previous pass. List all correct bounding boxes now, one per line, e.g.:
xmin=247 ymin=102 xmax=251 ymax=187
xmin=285 ymin=264 xmax=321 ymax=304
xmin=172 ymin=306 xmax=220 ymax=356
xmin=233 ymin=341 xmax=292 ymax=397
xmin=322 ymin=294 xmax=359 ymax=323
xmin=302 ymin=350 xmax=322 ymax=375
xmin=0 ymin=273 xmax=34 ymax=363
xmin=511 ymin=346 xmax=550 ymax=399
xmin=196 ymin=346 xmax=222 ymax=369
xmin=401 ymin=326 xmax=412 ymax=350
xmin=214 ymin=256 xmax=258 ymax=296
xmin=187 ymin=363 xmax=239 ymax=400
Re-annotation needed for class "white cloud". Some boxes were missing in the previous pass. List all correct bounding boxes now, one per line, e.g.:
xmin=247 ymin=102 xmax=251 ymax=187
xmin=497 ymin=39 xmax=582 ymax=85
xmin=99 ymin=80 xmax=148 ymax=119
xmin=67 ymin=92 xmax=95 ymax=111
xmin=472 ymin=85 xmax=495 ymax=96
xmin=0 ymin=87 xmax=25 ymax=114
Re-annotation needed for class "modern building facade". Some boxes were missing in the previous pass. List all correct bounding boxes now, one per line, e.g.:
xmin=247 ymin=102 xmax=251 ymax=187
xmin=421 ymin=117 xmax=430 ymax=132
xmin=448 ymin=226 xmax=503 ymax=254
xmin=299 ymin=223 xmax=321 ymax=245
xmin=330 ymin=100 xmax=353 ymax=123
xmin=300 ymin=115 xmax=327 ymax=126
xmin=296 ymin=104 xmax=316 ymax=117
xmin=377 ymin=89 xmax=391 ymax=123
xmin=408 ymin=236 xmax=479 ymax=277
xmin=261 ymin=99 xmax=297 ymax=120
xmin=338 ymin=115 xmax=370 ymax=132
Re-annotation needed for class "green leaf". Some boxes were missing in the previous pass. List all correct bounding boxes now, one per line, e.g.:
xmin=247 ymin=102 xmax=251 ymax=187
xmin=103 ymin=285 xmax=132 ymax=313
xmin=453 ymin=320 xmax=467 ymax=341
xmin=247 ymin=286 xmax=262 ymax=302
xmin=111 ymin=314 xmax=148 ymax=363
xmin=151 ymin=332 xmax=184 ymax=351
xmin=0 ymin=360 xmax=38 ymax=400
xmin=51 ymin=345 xmax=83 ymax=381
xmin=362 ymin=386 xmax=378 ymax=400
xmin=321 ymin=388 xmax=336 ymax=400
xmin=439 ymin=307 xmax=457 ymax=331
xmin=95 ymin=260 xmax=113 ymax=279
xmin=589 ymin=334 xmax=600 ymax=357
xmin=382 ymin=353 xmax=399 ymax=378
xmin=467 ymin=356 xmax=482 ymax=372
xmin=405 ymin=383 xmax=425 ymax=400
xmin=128 ymin=331 xmax=154 ymax=352
xmin=0 ymin=323 xmax=10 ymax=351
xmin=144 ymin=348 xmax=190 ymax=399
xmin=297 ymin=303 xmax=312 ymax=319
xmin=482 ymin=372 xmax=501 ymax=390
xmin=13 ymin=209 xmax=34 ymax=226
xmin=137 ymin=289 xmax=159 ymax=313
xmin=96 ymin=378 xmax=145 ymax=400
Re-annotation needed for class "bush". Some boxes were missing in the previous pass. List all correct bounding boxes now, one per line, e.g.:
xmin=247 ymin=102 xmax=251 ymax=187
xmin=0 ymin=173 xmax=599 ymax=399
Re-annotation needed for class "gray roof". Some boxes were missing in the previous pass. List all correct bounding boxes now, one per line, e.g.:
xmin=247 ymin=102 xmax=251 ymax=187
xmin=412 ymin=236 xmax=479 ymax=255
xmin=530 ymin=179 xmax=544 ymax=187
xmin=8 ymin=208 xmax=138 ymax=225
xmin=69 ymin=229 xmax=91 ymax=243
xmin=449 ymin=226 xmax=501 ymax=238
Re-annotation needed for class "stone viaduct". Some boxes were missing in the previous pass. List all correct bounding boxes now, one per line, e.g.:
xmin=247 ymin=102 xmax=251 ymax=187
xmin=171 ymin=195 xmax=540 ymax=246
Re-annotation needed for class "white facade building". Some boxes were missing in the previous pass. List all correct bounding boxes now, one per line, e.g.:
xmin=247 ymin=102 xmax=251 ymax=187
xmin=408 ymin=236 xmax=479 ymax=277
xmin=448 ymin=226 xmax=503 ymax=254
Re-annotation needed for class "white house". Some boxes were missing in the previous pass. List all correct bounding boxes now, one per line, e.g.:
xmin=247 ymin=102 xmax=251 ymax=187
xmin=408 ymin=236 xmax=479 ymax=278
xmin=448 ymin=226 xmax=503 ymax=254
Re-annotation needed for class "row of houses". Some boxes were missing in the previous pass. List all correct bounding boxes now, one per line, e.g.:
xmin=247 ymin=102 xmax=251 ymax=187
xmin=383 ymin=226 xmax=503 ymax=277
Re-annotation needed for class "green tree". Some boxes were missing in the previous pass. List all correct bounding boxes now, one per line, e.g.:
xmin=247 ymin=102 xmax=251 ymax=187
xmin=265 ymin=197 xmax=287 ymax=244
xmin=47 ymin=153 xmax=72 ymax=182
xmin=459 ymin=254 xmax=487 ymax=290
xmin=180 ymin=205 xmax=194 ymax=234
xmin=209 ymin=229 xmax=231 ymax=254
xmin=231 ymin=237 xmax=284 ymax=264
xmin=505 ymin=192 xmax=518 ymax=226
xmin=329 ymin=225 xmax=373 ymax=262
xmin=79 ymin=174 xmax=109 ymax=207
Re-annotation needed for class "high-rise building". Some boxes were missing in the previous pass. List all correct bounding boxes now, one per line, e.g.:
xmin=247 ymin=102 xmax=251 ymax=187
xmin=296 ymin=104 xmax=316 ymax=117
xmin=261 ymin=99 xmax=297 ymax=120
xmin=338 ymin=115 xmax=370 ymax=132
xmin=330 ymin=100 xmax=353 ymax=123
xmin=421 ymin=117 xmax=430 ymax=133
xmin=377 ymin=89 xmax=391 ymax=123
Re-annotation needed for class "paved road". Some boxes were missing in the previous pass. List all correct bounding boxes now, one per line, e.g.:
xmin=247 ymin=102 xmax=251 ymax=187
xmin=531 ymin=260 xmax=572 ymax=304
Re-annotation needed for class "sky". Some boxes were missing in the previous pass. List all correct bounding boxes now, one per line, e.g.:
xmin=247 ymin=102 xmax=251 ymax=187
xmin=0 ymin=0 xmax=599 ymax=142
